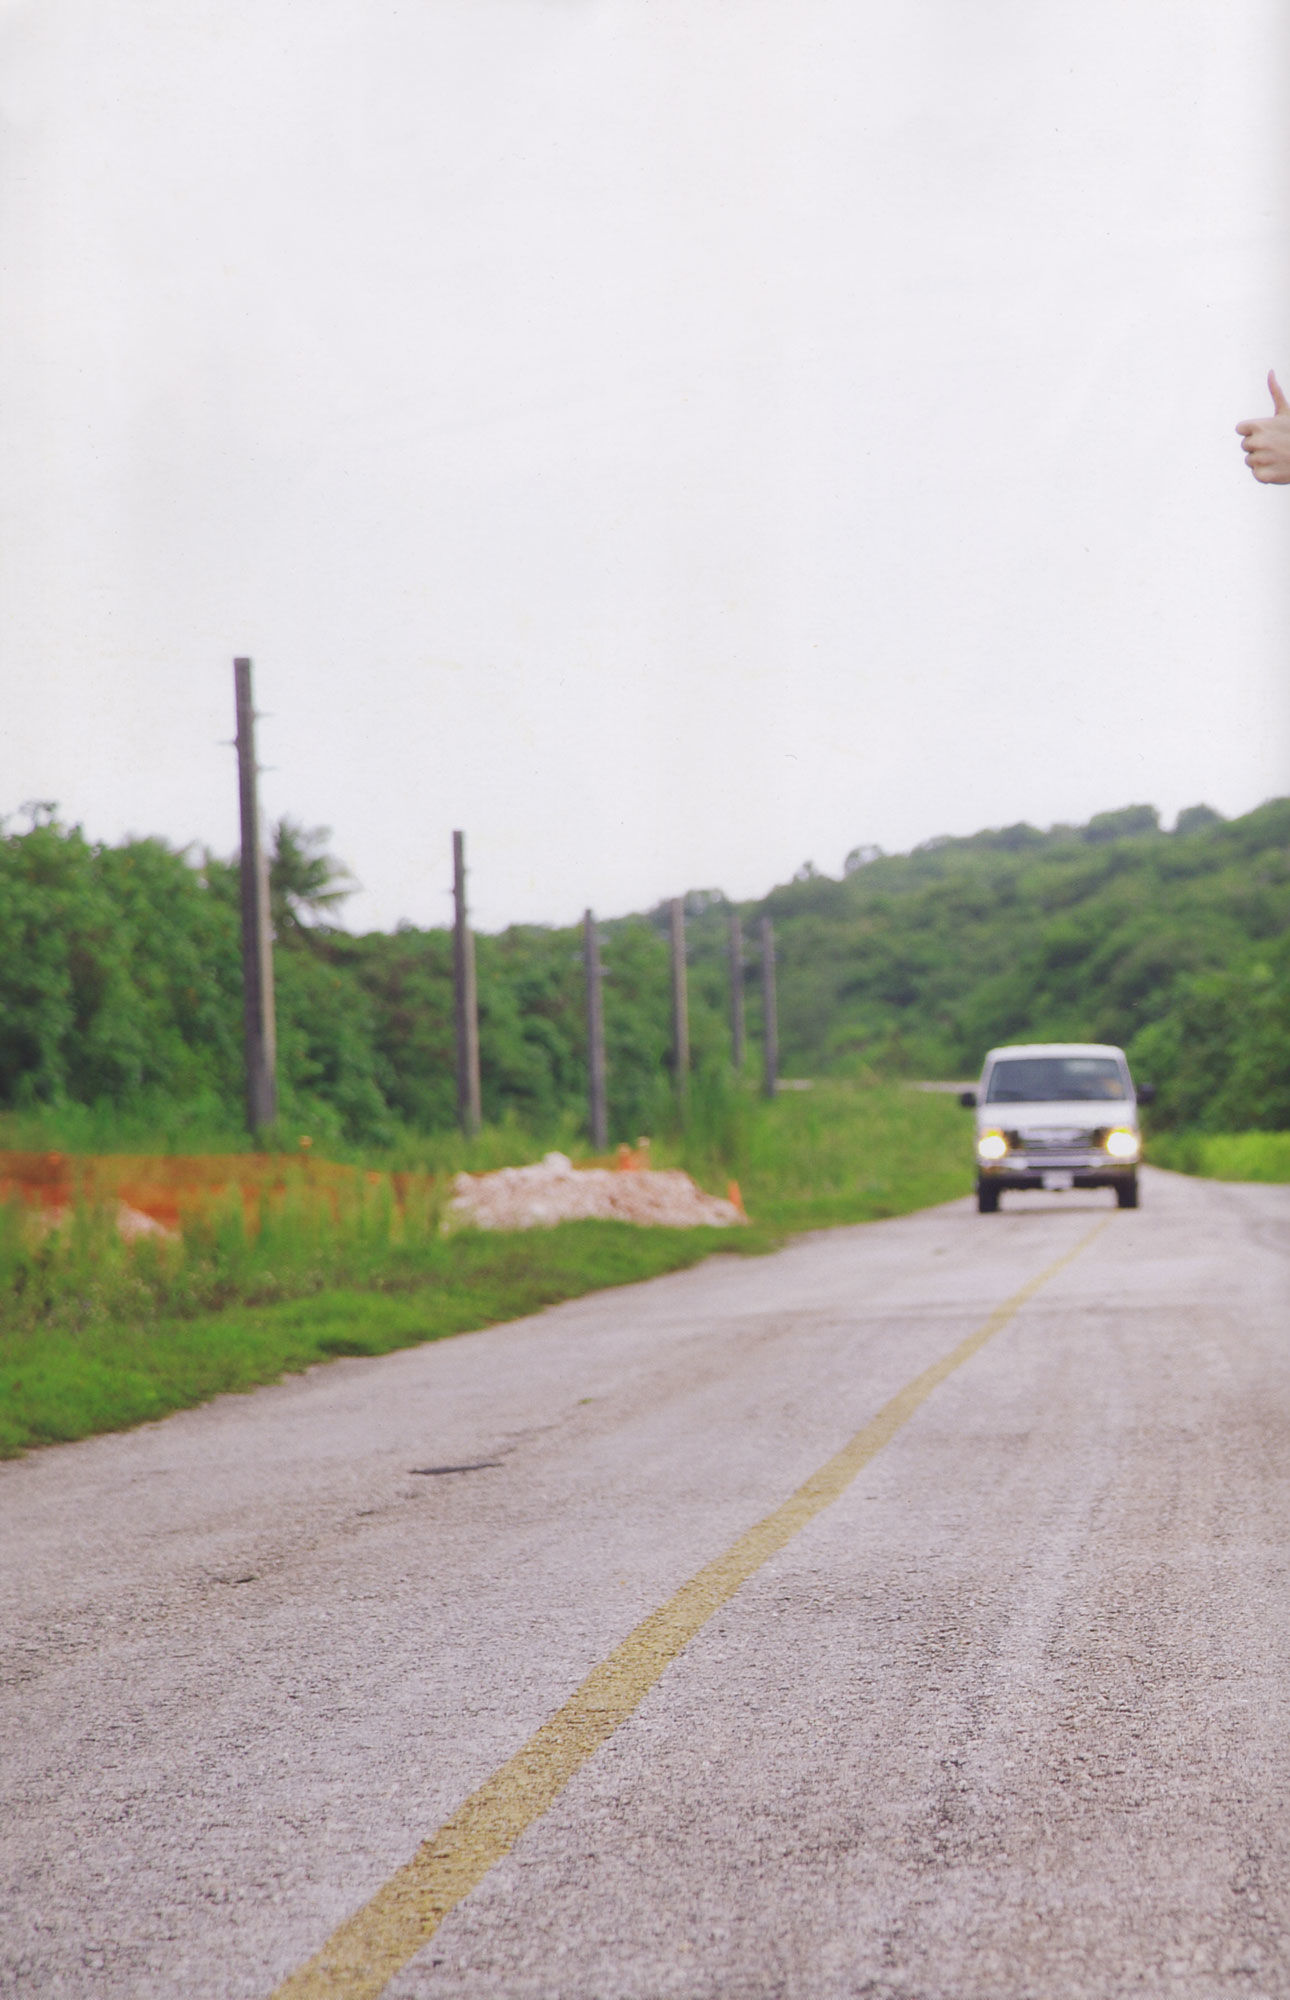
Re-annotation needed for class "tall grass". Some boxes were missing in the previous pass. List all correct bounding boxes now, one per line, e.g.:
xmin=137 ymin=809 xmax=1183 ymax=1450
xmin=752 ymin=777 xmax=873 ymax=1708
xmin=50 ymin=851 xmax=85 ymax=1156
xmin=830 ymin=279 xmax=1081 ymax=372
xmin=0 ymin=1091 xmax=250 ymax=1156
xmin=0 ymin=1098 xmax=586 ymax=1174
xmin=0 ymin=1167 xmax=446 ymax=1339
xmin=1147 ymin=1129 xmax=1290 ymax=1183
xmin=662 ymin=1072 xmax=969 ymax=1228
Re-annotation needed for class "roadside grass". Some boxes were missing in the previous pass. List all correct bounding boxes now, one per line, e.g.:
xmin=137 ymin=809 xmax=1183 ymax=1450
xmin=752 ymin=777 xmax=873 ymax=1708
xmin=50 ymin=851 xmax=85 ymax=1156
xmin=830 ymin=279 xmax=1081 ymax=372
xmin=0 ymin=1099 xmax=587 ymax=1175
xmin=1146 ymin=1129 xmax=1290 ymax=1183
xmin=0 ymin=1081 xmax=972 ymax=1457
xmin=0 ymin=1225 xmax=737 ymax=1458
xmin=0 ymin=1168 xmax=447 ymax=1338
xmin=670 ymin=1077 xmax=971 ymax=1231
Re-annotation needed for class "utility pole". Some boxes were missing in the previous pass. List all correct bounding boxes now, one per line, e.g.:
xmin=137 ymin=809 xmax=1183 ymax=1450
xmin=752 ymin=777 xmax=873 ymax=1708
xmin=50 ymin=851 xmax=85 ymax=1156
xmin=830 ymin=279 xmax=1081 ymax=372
xmin=669 ymin=895 xmax=689 ymax=1111
xmin=728 ymin=911 xmax=745 ymax=1071
xmin=760 ymin=914 xmax=778 ymax=1101
xmin=583 ymin=909 xmax=608 ymax=1151
xmin=233 ymin=657 xmax=277 ymax=1137
xmin=452 ymin=831 xmax=482 ymax=1138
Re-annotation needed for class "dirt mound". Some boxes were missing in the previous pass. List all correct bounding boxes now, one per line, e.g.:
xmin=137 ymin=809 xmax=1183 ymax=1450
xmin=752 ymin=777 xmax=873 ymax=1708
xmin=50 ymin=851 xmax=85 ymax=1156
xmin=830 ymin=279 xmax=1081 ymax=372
xmin=447 ymin=1153 xmax=746 ymax=1231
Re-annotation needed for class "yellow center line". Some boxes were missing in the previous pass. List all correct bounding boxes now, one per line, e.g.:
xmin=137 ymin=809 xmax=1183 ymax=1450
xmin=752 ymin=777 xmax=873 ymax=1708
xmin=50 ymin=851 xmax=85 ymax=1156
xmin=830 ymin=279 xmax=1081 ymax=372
xmin=270 ymin=1216 xmax=1111 ymax=2000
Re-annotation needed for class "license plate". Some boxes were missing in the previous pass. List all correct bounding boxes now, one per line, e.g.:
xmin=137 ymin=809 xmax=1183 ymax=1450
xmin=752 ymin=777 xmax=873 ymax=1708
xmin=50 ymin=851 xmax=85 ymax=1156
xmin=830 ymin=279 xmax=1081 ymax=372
xmin=1042 ymin=1171 xmax=1074 ymax=1191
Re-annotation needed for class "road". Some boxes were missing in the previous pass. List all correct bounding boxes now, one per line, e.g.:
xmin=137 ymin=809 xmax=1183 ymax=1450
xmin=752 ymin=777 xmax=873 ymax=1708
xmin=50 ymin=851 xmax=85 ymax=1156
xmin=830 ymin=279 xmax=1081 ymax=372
xmin=4 ymin=1167 xmax=1290 ymax=1999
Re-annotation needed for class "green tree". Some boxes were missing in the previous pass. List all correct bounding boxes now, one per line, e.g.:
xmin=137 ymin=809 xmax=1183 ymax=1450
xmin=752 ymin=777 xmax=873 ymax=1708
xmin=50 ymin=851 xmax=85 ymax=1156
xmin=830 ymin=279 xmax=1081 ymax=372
xmin=269 ymin=819 xmax=357 ymax=941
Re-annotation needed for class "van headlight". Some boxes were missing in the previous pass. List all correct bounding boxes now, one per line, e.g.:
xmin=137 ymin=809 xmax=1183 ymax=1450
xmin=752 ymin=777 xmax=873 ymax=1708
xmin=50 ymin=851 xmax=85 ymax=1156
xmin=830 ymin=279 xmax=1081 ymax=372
xmin=976 ymin=1130 xmax=1008 ymax=1162
xmin=1104 ymin=1128 xmax=1140 ymax=1161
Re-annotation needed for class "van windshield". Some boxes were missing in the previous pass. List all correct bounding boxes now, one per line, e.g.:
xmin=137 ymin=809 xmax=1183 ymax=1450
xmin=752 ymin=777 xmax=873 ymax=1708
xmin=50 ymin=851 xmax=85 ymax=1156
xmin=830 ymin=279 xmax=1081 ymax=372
xmin=985 ymin=1056 xmax=1127 ymax=1103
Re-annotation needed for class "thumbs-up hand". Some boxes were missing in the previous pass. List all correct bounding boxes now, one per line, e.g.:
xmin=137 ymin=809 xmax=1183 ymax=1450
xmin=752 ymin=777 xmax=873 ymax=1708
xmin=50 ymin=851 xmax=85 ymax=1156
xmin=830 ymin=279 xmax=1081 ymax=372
xmin=1236 ymin=370 xmax=1290 ymax=483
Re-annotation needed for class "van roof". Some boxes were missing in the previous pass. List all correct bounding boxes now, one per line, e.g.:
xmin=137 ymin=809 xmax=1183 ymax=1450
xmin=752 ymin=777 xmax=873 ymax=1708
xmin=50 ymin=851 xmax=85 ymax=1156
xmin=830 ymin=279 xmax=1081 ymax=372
xmin=982 ymin=1042 xmax=1127 ymax=1062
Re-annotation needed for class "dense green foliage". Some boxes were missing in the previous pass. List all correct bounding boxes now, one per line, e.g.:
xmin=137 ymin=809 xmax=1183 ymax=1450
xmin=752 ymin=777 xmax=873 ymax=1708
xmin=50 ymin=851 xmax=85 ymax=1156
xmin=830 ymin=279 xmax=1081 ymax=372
xmin=0 ymin=1083 xmax=969 ymax=1455
xmin=1 ymin=796 xmax=1287 ymax=1143
xmin=0 ymin=810 xmax=721 ymax=1147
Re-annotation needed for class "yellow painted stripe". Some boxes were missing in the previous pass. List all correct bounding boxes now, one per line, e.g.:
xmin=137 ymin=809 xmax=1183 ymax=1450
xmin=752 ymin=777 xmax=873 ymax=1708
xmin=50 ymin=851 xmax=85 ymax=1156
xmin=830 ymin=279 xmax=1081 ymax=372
xmin=271 ymin=1216 xmax=1110 ymax=2000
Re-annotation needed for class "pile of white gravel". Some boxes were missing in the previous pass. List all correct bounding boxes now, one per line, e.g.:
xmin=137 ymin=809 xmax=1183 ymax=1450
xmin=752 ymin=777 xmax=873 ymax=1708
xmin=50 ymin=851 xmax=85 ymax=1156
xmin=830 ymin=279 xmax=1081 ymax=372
xmin=446 ymin=1152 xmax=746 ymax=1231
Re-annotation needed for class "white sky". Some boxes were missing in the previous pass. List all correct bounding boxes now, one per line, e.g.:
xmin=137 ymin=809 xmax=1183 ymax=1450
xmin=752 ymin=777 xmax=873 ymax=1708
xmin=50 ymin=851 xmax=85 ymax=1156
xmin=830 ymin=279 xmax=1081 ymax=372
xmin=2 ymin=0 xmax=1287 ymax=932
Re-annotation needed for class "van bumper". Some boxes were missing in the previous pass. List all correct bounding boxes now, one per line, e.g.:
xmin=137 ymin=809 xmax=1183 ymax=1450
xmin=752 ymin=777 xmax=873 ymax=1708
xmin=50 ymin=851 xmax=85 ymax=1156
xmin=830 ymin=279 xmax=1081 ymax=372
xmin=977 ymin=1165 xmax=1136 ymax=1191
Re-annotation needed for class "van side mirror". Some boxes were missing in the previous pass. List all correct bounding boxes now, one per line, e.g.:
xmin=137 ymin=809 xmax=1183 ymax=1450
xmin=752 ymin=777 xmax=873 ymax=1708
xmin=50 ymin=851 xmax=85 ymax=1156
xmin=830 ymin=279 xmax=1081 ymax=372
xmin=1135 ymin=1082 xmax=1156 ymax=1105
xmin=959 ymin=1089 xmax=977 ymax=1109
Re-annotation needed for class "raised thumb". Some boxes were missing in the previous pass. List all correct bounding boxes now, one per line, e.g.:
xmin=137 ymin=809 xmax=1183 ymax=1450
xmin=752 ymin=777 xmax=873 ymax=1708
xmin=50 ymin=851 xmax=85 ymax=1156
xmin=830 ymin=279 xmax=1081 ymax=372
xmin=1269 ymin=370 xmax=1289 ymax=415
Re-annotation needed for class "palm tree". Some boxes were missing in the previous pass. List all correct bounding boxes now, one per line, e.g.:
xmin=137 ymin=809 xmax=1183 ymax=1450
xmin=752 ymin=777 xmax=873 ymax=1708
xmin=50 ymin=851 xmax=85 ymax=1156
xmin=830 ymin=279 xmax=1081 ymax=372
xmin=268 ymin=819 xmax=357 ymax=942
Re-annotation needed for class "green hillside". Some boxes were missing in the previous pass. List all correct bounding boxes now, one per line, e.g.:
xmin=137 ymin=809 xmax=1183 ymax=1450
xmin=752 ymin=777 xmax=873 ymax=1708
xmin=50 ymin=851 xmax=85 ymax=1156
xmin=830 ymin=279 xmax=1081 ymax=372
xmin=705 ymin=798 xmax=1290 ymax=1131
xmin=1 ymin=797 xmax=1287 ymax=1146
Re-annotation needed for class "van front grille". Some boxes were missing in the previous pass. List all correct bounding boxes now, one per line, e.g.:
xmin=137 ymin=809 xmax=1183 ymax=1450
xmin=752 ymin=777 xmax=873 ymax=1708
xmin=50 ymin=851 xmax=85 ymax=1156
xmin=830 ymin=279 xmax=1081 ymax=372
xmin=1011 ymin=1127 xmax=1107 ymax=1156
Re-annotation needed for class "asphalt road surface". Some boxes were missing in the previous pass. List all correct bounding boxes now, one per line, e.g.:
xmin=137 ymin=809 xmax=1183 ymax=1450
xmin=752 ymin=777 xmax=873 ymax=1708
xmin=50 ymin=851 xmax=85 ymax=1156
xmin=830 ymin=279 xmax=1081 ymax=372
xmin=4 ymin=1166 xmax=1290 ymax=1999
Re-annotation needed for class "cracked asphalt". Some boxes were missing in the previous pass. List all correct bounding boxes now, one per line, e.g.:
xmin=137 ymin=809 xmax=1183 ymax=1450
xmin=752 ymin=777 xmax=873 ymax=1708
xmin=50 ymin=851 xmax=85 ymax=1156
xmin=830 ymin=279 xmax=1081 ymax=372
xmin=3 ymin=1166 xmax=1289 ymax=1998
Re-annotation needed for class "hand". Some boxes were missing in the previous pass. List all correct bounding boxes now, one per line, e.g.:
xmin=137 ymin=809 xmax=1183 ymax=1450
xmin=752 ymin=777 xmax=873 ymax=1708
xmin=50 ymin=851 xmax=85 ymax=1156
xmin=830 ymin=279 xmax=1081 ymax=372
xmin=1236 ymin=371 xmax=1290 ymax=484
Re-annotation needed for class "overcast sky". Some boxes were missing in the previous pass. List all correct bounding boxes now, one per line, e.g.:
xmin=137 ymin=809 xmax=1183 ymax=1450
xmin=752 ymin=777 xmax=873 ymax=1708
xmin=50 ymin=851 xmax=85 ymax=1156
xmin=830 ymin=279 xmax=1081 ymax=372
xmin=2 ymin=0 xmax=1287 ymax=932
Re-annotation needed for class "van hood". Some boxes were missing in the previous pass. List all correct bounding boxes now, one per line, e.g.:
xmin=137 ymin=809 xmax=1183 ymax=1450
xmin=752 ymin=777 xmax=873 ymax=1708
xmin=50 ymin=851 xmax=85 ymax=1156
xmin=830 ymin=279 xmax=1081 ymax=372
xmin=975 ymin=1098 xmax=1138 ymax=1134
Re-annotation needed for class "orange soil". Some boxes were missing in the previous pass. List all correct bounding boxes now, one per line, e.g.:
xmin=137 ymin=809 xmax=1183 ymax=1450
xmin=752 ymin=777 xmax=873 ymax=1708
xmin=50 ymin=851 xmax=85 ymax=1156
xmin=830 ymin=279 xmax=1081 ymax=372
xmin=0 ymin=1151 xmax=382 ymax=1233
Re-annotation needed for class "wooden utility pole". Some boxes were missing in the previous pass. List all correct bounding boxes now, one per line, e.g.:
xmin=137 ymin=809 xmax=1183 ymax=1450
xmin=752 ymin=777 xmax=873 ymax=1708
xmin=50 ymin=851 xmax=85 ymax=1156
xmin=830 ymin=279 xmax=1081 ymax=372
xmin=728 ymin=911 xmax=745 ymax=1070
xmin=452 ymin=831 xmax=482 ymax=1138
xmin=669 ymin=895 xmax=689 ymax=1109
xmin=233 ymin=657 xmax=277 ymax=1136
xmin=760 ymin=914 xmax=778 ymax=1101
xmin=583 ymin=909 xmax=608 ymax=1151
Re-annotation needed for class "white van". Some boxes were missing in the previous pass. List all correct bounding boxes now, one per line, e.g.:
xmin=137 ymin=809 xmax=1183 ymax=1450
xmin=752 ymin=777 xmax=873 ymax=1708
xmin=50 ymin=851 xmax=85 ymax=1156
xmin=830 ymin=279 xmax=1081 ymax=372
xmin=960 ymin=1042 xmax=1151 ymax=1214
